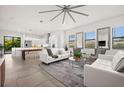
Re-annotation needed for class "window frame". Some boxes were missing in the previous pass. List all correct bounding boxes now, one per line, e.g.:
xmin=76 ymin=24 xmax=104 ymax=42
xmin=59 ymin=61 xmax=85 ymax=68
xmin=68 ymin=34 xmax=76 ymax=48
xmin=85 ymin=31 xmax=96 ymax=49
xmin=112 ymin=27 xmax=124 ymax=49
xmin=76 ymin=32 xmax=83 ymax=49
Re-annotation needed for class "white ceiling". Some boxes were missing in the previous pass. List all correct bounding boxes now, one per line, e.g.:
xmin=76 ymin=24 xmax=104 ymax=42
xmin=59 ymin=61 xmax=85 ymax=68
xmin=0 ymin=5 xmax=124 ymax=35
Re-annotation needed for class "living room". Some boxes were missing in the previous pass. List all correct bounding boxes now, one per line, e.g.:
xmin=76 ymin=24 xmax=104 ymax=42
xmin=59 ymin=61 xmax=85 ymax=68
xmin=0 ymin=1 xmax=124 ymax=90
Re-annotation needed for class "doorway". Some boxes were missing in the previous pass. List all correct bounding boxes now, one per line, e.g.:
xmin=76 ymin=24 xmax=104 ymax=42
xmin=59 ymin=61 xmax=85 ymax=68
xmin=4 ymin=36 xmax=21 ymax=54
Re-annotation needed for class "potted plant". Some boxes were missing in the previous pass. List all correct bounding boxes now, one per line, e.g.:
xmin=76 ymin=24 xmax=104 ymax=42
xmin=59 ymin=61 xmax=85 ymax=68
xmin=73 ymin=50 xmax=82 ymax=61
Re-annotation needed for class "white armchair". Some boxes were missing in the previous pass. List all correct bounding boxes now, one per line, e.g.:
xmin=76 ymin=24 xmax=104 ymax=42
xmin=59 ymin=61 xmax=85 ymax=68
xmin=84 ymin=64 xmax=124 ymax=87
xmin=97 ymin=50 xmax=118 ymax=61
xmin=84 ymin=50 xmax=124 ymax=87
xmin=98 ymin=54 xmax=113 ymax=61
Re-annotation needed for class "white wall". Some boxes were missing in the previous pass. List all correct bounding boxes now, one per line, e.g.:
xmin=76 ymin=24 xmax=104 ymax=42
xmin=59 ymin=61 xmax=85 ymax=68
xmin=64 ymin=15 xmax=124 ymax=50
xmin=49 ymin=31 xmax=65 ymax=48
xmin=41 ymin=31 xmax=65 ymax=48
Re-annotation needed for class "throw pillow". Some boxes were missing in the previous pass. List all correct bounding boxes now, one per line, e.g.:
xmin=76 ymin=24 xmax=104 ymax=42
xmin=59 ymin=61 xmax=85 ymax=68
xmin=115 ymin=58 xmax=124 ymax=72
xmin=112 ymin=51 xmax=124 ymax=70
xmin=47 ymin=49 xmax=53 ymax=56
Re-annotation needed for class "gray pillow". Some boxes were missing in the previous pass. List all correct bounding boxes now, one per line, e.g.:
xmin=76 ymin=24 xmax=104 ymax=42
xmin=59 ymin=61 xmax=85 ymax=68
xmin=47 ymin=49 xmax=53 ymax=56
xmin=115 ymin=58 xmax=124 ymax=72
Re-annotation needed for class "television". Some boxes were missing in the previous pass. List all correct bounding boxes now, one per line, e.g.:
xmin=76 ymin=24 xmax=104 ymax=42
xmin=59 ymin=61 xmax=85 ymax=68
xmin=98 ymin=41 xmax=106 ymax=46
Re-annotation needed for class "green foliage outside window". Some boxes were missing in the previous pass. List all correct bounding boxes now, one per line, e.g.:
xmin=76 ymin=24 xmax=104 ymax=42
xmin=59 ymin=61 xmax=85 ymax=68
xmin=4 ymin=36 xmax=21 ymax=53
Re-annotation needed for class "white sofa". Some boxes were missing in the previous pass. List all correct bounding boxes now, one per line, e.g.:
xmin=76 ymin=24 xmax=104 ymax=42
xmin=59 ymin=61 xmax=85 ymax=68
xmin=40 ymin=48 xmax=70 ymax=64
xmin=84 ymin=50 xmax=124 ymax=87
xmin=98 ymin=50 xmax=118 ymax=61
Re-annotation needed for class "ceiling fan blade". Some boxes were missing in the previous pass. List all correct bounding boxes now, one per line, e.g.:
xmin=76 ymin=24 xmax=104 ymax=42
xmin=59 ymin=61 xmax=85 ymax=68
xmin=69 ymin=10 xmax=88 ymax=16
xmin=62 ymin=10 xmax=66 ymax=24
xmin=39 ymin=9 xmax=62 ymax=13
xmin=69 ymin=5 xmax=86 ymax=9
xmin=50 ymin=10 xmax=64 ymax=21
xmin=67 ymin=11 xmax=76 ymax=23
xmin=56 ymin=5 xmax=64 ymax=8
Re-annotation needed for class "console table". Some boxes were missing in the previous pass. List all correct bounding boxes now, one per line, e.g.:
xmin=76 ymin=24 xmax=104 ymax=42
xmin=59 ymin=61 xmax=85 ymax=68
xmin=0 ymin=57 xmax=5 ymax=87
xmin=22 ymin=48 xmax=42 ymax=60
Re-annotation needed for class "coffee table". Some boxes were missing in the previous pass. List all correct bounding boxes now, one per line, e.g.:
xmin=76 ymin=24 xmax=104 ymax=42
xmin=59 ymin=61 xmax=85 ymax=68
xmin=69 ymin=57 xmax=85 ymax=69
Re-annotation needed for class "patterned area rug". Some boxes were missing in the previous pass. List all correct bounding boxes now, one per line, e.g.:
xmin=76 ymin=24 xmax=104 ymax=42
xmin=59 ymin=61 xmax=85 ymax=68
xmin=40 ymin=58 xmax=95 ymax=87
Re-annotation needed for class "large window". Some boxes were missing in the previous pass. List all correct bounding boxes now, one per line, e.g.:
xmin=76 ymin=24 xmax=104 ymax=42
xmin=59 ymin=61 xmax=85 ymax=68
xmin=112 ymin=26 xmax=124 ymax=49
xmin=69 ymin=35 xmax=76 ymax=48
xmin=85 ymin=32 xmax=95 ymax=48
xmin=4 ymin=36 xmax=21 ymax=54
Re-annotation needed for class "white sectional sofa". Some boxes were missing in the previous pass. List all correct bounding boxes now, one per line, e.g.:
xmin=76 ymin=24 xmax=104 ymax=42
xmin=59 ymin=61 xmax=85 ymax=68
xmin=84 ymin=50 xmax=124 ymax=87
xmin=40 ymin=48 xmax=70 ymax=64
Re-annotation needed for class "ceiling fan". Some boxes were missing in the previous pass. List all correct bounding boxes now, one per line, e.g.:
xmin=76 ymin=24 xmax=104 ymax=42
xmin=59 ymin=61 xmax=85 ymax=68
xmin=39 ymin=5 xmax=89 ymax=24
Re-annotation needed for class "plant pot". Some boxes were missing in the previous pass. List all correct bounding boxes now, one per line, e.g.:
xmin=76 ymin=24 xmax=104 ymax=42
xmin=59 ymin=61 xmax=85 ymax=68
xmin=74 ymin=56 xmax=81 ymax=62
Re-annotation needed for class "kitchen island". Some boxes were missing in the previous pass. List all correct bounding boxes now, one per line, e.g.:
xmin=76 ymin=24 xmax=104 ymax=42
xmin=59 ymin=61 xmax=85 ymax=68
xmin=12 ymin=48 xmax=42 ymax=60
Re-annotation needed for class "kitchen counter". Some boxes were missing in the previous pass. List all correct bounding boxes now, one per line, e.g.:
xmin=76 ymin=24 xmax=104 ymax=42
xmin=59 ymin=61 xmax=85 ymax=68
xmin=12 ymin=48 xmax=42 ymax=57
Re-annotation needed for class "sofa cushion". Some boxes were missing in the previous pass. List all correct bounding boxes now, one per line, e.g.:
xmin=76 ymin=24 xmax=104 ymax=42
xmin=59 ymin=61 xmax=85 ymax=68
xmin=58 ymin=50 xmax=64 ymax=55
xmin=92 ymin=59 xmax=112 ymax=67
xmin=51 ymin=48 xmax=58 ymax=55
xmin=92 ymin=59 xmax=112 ymax=71
xmin=112 ymin=51 xmax=124 ymax=70
xmin=47 ymin=49 xmax=58 ymax=58
xmin=47 ymin=49 xmax=53 ymax=56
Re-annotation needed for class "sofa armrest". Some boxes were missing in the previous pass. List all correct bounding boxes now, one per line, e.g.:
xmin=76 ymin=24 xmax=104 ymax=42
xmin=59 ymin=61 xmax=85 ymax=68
xmin=84 ymin=64 xmax=124 ymax=87
xmin=98 ymin=54 xmax=113 ymax=61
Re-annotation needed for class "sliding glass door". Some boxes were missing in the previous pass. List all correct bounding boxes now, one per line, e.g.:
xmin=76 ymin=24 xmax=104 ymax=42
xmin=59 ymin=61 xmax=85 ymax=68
xmin=13 ymin=37 xmax=21 ymax=47
xmin=4 ymin=36 xmax=21 ymax=54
